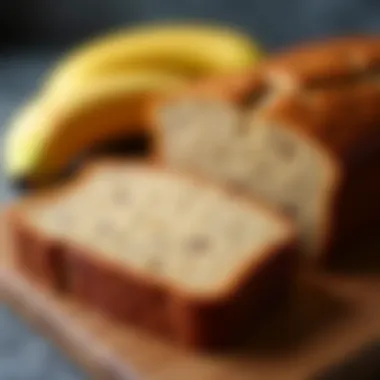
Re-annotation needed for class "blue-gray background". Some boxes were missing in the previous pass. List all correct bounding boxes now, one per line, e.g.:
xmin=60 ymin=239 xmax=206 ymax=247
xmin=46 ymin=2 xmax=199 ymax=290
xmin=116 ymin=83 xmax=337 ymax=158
xmin=0 ymin=1 xmax=379 ymax=378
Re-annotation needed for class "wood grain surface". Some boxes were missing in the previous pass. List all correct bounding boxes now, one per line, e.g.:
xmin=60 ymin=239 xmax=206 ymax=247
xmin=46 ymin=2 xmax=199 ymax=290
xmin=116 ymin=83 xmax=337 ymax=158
xmin=1 ymin=216 xmax=380 ymax=380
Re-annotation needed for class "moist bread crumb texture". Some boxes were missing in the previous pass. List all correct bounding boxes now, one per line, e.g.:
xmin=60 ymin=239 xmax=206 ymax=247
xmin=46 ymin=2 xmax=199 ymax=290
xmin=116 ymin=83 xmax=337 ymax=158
xmin=24 ymin=165 xmax=289 ymax=294
xmin=158 ymin=98 xmax=331 ymax=255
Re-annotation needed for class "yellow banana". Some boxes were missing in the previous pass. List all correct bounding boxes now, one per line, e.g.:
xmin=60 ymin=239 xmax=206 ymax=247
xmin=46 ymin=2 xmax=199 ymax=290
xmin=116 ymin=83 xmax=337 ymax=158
xmin=4 ymin=71 xmax=187 ymax=186
xmin=43 ymin=23 xmax=262 ymax=97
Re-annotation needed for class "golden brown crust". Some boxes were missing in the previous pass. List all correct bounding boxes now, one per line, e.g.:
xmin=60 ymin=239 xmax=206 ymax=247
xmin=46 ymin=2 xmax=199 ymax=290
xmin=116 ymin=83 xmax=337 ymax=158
xmin=262 ymin=81 xmax=380 ymax=162
xmin=265 ymin=36 xmax=380 ymax=89
xmin=150 ymin=36 xmax=380 ymax=125
xmin=256 ymin=39 xmax=380 ymax=259
xmin=148 ymin=68 xmax=268 ymax=119
xmin=7 ymin=160 xmax=298 ymax=350
xmin=8 ymin=214 xmax=68 ymax=291
xmin=325 ymin=155 xmax=380 ymax=257
xmin=189 ymin=69 xmax=268 ymax=104
xmin=151 ymin=36 xmax=380 ymax=110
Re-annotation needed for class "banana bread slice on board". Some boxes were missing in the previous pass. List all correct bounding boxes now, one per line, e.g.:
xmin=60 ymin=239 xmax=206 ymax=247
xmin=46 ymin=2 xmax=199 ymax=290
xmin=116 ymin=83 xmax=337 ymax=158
xmin=153 ymin=36 xmax=380 ymax=261
xmin=7 ymin=160 xmax=297 ymax=350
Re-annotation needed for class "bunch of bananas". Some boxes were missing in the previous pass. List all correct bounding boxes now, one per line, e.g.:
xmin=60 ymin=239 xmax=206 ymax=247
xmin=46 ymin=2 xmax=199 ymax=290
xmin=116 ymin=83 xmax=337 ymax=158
xmin=4 ymin=23 xmax=263 ymax=188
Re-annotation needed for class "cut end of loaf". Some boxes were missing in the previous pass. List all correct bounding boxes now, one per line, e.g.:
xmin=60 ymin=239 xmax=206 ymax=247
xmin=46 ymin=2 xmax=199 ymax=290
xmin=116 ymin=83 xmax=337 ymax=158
xmin=19 ymin=162 xmax=293 ymax=298
xmin=157 ymin=97 xmax=335 ymax=256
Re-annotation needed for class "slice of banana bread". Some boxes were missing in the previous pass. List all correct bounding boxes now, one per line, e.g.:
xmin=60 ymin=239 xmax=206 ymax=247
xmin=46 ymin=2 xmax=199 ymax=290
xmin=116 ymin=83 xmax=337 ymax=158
xmin=153 ymin=37 xmax=380 ymax=260
xmin=7 ymin=161 xmax=297 ymax=350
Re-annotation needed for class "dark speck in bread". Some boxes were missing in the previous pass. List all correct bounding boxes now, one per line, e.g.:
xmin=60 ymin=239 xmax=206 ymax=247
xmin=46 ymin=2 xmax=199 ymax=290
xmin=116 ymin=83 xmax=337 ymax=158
xmin=273 ymin=135 xmax=297 ymax=161
xmin=55 ymin=212 xmax=73 ymax=228
xmin=282 ymin=203 xmax=298 ymax=219
xmin=112 ymin=186 xmax=130 ymax=204
xmin=228 ymin=178 xmax=248 ymax=195
xmin=186 ymin=235 xmax=210 ymax=254
xmin=146 ymin=257 xmax=162 ymax=272
xmin=95 ymin=220 xmax=115 ymax=236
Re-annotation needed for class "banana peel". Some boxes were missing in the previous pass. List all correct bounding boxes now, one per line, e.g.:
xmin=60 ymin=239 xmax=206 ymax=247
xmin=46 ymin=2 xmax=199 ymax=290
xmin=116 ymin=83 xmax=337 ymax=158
xmin=4 ymin=71 xmax=187 ymax=187
xmin=43 ymin=23 xmax=262 ymax=97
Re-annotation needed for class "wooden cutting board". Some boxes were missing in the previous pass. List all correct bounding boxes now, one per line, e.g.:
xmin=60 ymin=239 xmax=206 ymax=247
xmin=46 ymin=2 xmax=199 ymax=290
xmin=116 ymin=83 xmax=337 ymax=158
xmin=1 ymin=217 xmax=380 ymax=380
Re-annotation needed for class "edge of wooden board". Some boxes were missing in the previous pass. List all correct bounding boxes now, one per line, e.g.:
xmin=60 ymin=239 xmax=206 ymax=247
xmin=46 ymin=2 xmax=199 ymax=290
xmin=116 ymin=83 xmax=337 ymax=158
xmin=0 ymin=267 xmax=139 ymax=380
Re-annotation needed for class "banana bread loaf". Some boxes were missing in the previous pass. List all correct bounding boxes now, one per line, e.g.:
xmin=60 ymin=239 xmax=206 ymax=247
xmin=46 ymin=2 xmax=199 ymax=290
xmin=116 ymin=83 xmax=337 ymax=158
xmin=153 ymin=36 xmax=380 ymax=260
xmin=7 ymin=161 xmax=297 ymax=349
